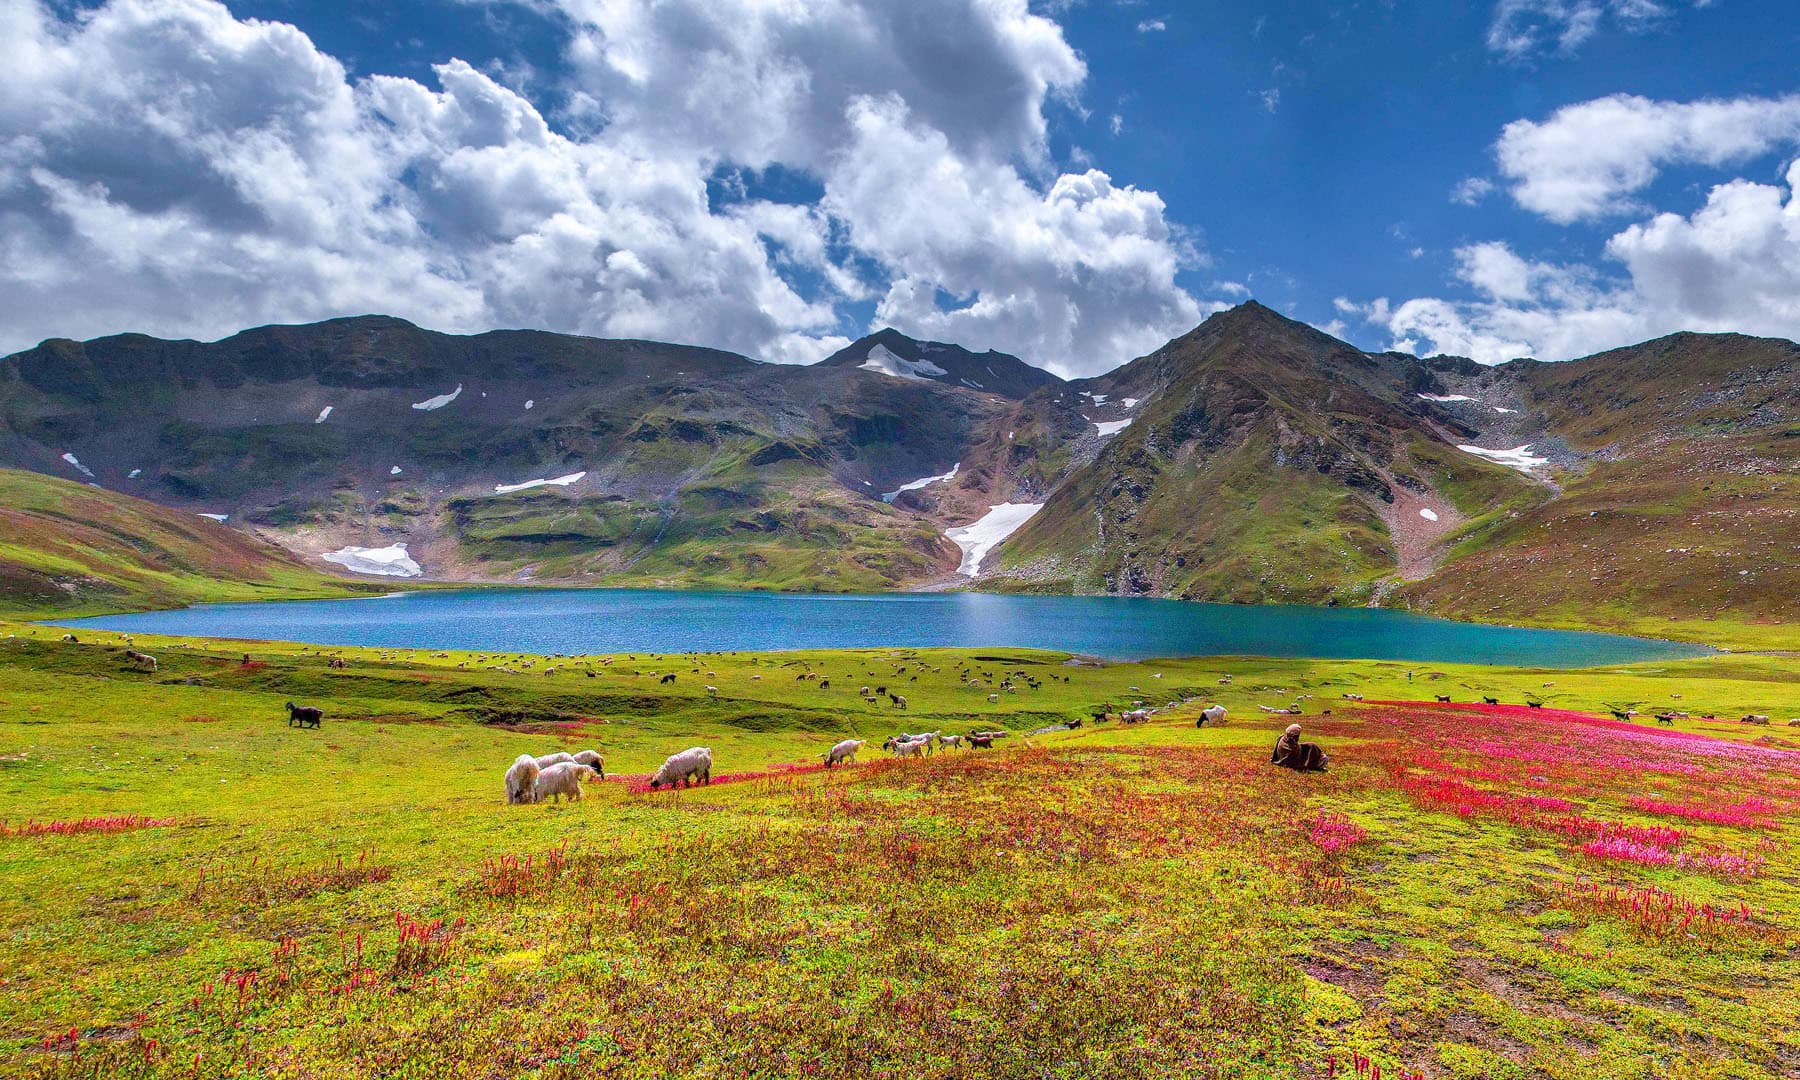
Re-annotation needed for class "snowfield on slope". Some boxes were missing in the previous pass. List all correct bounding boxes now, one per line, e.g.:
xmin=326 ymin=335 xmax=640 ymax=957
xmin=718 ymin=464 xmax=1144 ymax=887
xmin=493 ymin=471 xmax=587 ymax=495
xmin=859 ymin=344 xmax=947 ymax=380
xmin=1458 ymin=444 xmax=1550 ymax=472
xmin=945 ymin=503 xmax=1044 ymax=576
xmin=322 ymin=544 xmax=422 ymax=577
xmin=882 ymin=463 xmax=959 ymax=502
xmin=411 ymin=385 xmax=462 ymax=411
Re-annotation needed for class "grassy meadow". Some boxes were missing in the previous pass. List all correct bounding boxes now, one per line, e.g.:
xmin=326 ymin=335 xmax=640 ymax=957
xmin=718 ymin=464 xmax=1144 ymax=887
xmin=1 ymin=623 xmax=1798 ymax=1078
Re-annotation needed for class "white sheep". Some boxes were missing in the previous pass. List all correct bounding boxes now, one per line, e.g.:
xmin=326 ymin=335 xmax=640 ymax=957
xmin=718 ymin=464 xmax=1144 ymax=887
xmin=505 ymin=754 xmax=541 ymax=805
xmin=649 ymin=747 xmax=713 ymax=789
xmin=822 ymin=738 xmax=866 ymax=767
xmin=534 ymin=762 xmax=598 ymax=803
xmin=571 ymin=749 xmax=605 ymax=777
xmin=535 ymin=751 xmax=576 ymax=769
xmin=1198 ymin=704 xmax=1227 ymax=727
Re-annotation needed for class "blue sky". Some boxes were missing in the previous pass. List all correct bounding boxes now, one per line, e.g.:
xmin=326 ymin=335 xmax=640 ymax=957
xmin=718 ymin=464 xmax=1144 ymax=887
xmin=6 ymin=0 xmax=1800 ymax=373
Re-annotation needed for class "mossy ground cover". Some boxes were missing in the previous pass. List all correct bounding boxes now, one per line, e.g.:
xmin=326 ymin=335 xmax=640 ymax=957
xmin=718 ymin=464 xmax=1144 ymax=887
xmin=1 ymin=625 xmax=1797 ymax=1078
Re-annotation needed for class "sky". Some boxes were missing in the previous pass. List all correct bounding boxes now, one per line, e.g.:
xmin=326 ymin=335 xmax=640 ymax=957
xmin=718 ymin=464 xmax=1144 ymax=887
xmin=4 ymin=0 xmax=1800 ymax=376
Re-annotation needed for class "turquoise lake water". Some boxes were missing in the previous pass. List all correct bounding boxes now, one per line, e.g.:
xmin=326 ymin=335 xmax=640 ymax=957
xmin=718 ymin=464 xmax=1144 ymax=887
xmin=51 ymin=588 xmax=1713 ymax=666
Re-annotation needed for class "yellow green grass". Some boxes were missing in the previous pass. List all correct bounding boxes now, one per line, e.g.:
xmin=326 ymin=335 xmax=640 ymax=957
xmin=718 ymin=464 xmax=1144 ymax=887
xmin=2 ymin=627 xmax=1798 ymax=1077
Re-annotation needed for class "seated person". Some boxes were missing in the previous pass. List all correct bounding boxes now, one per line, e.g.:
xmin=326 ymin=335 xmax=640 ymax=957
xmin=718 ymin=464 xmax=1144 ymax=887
xmin=1271 ymin=723 xmax=1328 ymax=771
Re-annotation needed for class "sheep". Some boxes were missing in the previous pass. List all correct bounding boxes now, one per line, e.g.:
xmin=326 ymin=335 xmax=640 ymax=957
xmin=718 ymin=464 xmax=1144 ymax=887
xmin=533 ymin=762 xmax=598 ymax=804
xmin=505 ymin=754 xmax=541 ymax=804
xmin=1434 ymin=695 xmax=1452 ymax=704
xmin=938 ymin=734 xmax=965 ymax=750
xmin=860 ymin=686 xmax=872 ymax=696
xmin=1482 ymin=696 xmax=1500 ymax=706
xmin=571 ymin=749 xmax=605 ymax=778
xmin=1197 ymin=704 xmax=1227 ymax=727
xmin=660 ymin=673 xmax=677 ymax=684
xmin=1121 ymin=709 xmax=1150 ymax=725
xmin=1741 ymin=714 xmax=1771 ymax=725
xmin=124 ymin=650 xmax=158 ymax=672
xmin=1654 ymin=713 xmax=1676 ymax=726
xmin=285 ymin=701 xmax=323 ymax=729
xmin=987 ymin=693 xmax=1000 ymax=703
xmin=822 ymin=738 xmax=866 ymax=767
xmin=1341 ymin=693 xmax=1363 ymax=701
xmin=966 ymin=733 xmax=995 ymax=749
xmin=535 ymin=751 xmax=576 ymax=769
xmin=649 ymin=747 xmax=713 ymax=789
xmin=888 ymin=693 xmax=908 ymax=708
xmin=60 ymin=633 xmax=77 ymax=643
xmin=705 ymin=685 xmax=719 ymax=696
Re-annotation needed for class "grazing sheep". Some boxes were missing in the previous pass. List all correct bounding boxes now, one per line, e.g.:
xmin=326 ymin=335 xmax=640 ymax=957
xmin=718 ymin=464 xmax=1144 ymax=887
xmin=1121 ymin=709 xmax=1150 ymax=725
xmin=571 ymin=750 xmax=605 ymax=778
xmin=966 ymin=733 xmax=995 ymax=749
xmin=660 ymin=673 xmax=677 ymax=684
xmin=705 ymin=685 xmax=719 ymax=696
xmin=888 ymin=693 xmax=908 ymax=708
xmin=1526 ymin=700 xmax=1545 ymax=709
xmin=533 ymin=762 xmax=598 ymax=804
xmin=938 ymin=734 xmax=965 ymax=750
xmin=1654 ymin=713 xmax=1676 ymax=726
xmin=822 ymin=738 xmax=866 ymax=767
xmin=124 ymin=650 xmax=158 ymax=672
xmin=534 ymin=751 xmax=575 ymax=769
xmin=505 ymin=754 xmax=541 ymax=804
xmin=1434 ymin=695 xmax=1452 ymax=704
xmin=285 ymin=702 xmax=323 ymax=729
xmin=1197 ymin=704 xmax=1227 ymax=727
xmin=987 ymin=693 xmax=1000 ymax=703
xmin=1341 ymin=693 xmax=1363 ymax=701
xmin=649 ymin=747 xmax=713 ymax=789
xmin=1741 ymin=714 xmax=1771 ymax=725
xmin=61 ymin=633 xmax=77 ymax=643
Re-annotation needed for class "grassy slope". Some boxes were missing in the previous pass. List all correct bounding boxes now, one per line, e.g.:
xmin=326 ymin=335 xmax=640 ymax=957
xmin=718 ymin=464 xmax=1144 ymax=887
xmin=1401 ymin=434 xmax=1800 ymax=649
xmin=2 ymin=629 xmax=1798 ymax=1077
xmin=0 ymin=470 xmax=378 ymax=617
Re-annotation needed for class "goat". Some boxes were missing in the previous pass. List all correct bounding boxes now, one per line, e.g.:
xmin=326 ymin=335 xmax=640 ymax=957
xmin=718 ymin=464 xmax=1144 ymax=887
xmin=1434 ymin=695 xmax=1452 ymax=704
xmin=649 ymin=747 xmax=713 ymax=789
xmin=285 ymin=701 xmax=323 ymax=729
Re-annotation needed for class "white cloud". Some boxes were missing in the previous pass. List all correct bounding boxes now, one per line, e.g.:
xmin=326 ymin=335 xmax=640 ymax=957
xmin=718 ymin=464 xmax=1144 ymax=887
xmin=1485 ymin=0 xmax=1695 ymax=59
xmin=1136 ymin=19 xmax=1166 ymax=33
xmin=1351 ymin=162 xmax=1800 ymax=363
xmin=1257 ymin=88 xmax=1281 ymax=113
xmin=0 ymin=0 xmax=1202 ymax=376
xmin=1496 ymin=93 xmax=1800 ymax=222
xmin=829 ymin=97 xmax=1201 ymax=377
xmin=1451 ymin=176 xmax=1495 ymax=205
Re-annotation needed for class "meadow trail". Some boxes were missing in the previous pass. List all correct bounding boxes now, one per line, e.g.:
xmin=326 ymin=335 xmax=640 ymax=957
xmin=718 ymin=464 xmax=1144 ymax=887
xmin=1 ymin=627 xmax=1798 ymax=1078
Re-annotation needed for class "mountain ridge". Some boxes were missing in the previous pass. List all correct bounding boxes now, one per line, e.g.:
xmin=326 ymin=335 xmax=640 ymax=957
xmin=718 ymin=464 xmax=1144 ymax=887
xmin=2 ymin=304 xmax=1795 ymax=638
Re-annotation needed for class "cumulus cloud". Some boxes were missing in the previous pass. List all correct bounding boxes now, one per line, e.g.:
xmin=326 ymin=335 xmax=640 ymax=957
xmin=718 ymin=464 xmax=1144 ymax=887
xmin=829 ymin=97 xmax=1201 ymax=376
xmin=1496 ymin=93 xmax=1800 ymax=222
xmin=1345 ymin=91 xmax=1800 ymax=365
xmin=1349 ymin=162 xmax=1800 ymax=363
xmin=1451 ymin=177 xmax=1495 ymax=206
xmin=0 ymin=0 xmax=1203 ymax=375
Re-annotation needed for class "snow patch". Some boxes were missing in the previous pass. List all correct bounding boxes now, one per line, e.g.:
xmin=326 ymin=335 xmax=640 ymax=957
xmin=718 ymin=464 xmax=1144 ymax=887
xmin=960 ymin=378 xmax=985 ymax=389
xmin=1458 ymin=444 xmax=1550 ymax=472
xmin=524 ymin=400 xmax=534 ymax=410
xmin=60 ymin=452 xmax=93 ymax=477
xmin=1093 ymin=419 xmax=1133 ymax=436
xmin=1493 ymin=406 xmax=1517 ymax=414
xmin=1419 ymin=508 xmax=1439 ymax=522
xmin=859 ymin=344 xmax=947 ymax=380
xmin=946 ymin=503 xmax=1044 ymax=577
xmin=881 ymin=462 xmax=959 ymax=503
xmin=1417 ymin=393 xmax=1474 ymax=403
xmin=315 ymin=405 xmax=333 ymax=423
xmin=492 ymin=471 xmax=587 ymax=495
xmin=411 ymin=384 xmax=462 ymax=411
xmin=1122 ymin=398 xmax=1139 ymax=409
xmin=390 ymin=465 xmax=403 ymax=476
xmin=322 ymin=544 xmax=421 ymax=578
xmin=127 ymin=468 xmax=142 ymax=479
xmin=197 ymin=513 xmax=229 ymax=522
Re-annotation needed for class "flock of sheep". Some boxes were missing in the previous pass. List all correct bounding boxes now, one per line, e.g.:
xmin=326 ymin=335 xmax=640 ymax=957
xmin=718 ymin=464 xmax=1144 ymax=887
xmin=505 ymin=746 xmax=717 ymax=804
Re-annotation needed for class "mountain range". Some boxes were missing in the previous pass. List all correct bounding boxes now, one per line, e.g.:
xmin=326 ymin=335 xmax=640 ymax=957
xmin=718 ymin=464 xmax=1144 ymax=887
xmin=2 ymin=301 xmax=1794 ymax=640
